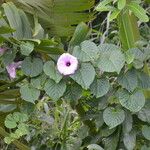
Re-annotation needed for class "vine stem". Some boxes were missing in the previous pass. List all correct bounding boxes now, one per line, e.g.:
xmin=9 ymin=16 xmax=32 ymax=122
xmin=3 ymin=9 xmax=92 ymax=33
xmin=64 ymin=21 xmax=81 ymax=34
xmin=0 ymin=127 xmax=30 ymax=150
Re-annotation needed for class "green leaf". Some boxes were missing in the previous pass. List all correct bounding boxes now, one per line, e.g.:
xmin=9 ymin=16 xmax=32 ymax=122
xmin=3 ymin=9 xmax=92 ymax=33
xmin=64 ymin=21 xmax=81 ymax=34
xmin=36 ymin=39 xmax=65 ymax=55
xmin=103 ymin=107 xmax=125 ymax=129
xmin=69 ymin=22 xmax=91 ymax=47
xmin=31 ymin=74 xmax=47 ymax=90
xmin=117 ymin=69 xmax=138 ymax=92
xmin=20 ymin=42 xmax=34 ymax=56
xmin=87 ymin=144 xmax=104 ymax=150
xmin=118 ymin=10 xmax=140 ymax=50
xmin=123 ymin=131 xmax=136 ymax=150
xmin=127 ymin=2 xmax=149 ymax=22
xmin=43 ymin=61 xmax=62 ymax=83
xmin=95 ymin=0 xmax=113 ymax=11
xmin=97 ymin=44 xmax=125 ymax=73
xmin=118 ymin=0 xmax=126 ymax=10
xmin=137 ymin=72 xmax=150 ymax=89
xmin=2 ymin=48 xmax=16 ymax=66
xmin=138 ymin=101 xmax=150 ymax=123
xmin=22 ymin=57 xmax=43 ymax=77
xmin=0 ymin=26 xmax=15 ymax=34
xmin=123 ymin=111 xmax=133 ymax=133
xmin=71 ymin=63 xmax=95 ymax=89
xmin=3 ymin=2 xmax=32 ymax=39
xmin=12 ymin=112 xmax=28 ymax=123
xmin=73 ymin=40 xmax=99 ymax=62
xmin=117 ymin=89 xmax=145 ymax=112
xmin=64 ymin=83 xmax=82 ymax=102
xmin=124 ymin=50 xmax=134 ymax=64
xmin=44 ymin=79 xmax=66 ymax=100
xmin=104 ymin=130 xmax=120 ymax=150
xmin=90 ymin=78 xmax=110 ymax=98
xmin=20 ymin=84 xmax=40 ymax=103
xmin=109 ymin=9 xmax=120 ymax=21
xmin=142 ymin=125 xmax=150 ymax=140
xmin=5 ymin=114 xmax=17 ymax=129
xmin=4 ymin=136 xmax=13 ymax=144
xmin=0 ymin=104 xmax=16 ymax=112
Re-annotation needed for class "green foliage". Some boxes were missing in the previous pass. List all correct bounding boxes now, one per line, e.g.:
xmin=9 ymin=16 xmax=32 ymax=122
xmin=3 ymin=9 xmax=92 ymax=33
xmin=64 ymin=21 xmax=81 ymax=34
xmin=73 ymin=40 xmax=99 ymax=62
xmin=97 ymin=44 xmax=125 ymax=73
xmin=90 ymin=78 xmax=110 ymax=98
xmin=142 ymin=125 xmax=150 ymax=141
xmin=117 ymin=89 xmax=145 ymax=112
xmin=71 ymin=63 xmax=95 ymax=89
xmin=20 ymin=84 xmax=40 ymax=103
xmin=4 ymin=112 xmax=29 ymax=144
xmin=2 ymin=2 xmax=32 ymax=39
xmin=0 ymin=0 xmax=149 ymax=149
xmin=103 ymin=107 xmax=125 ymax=129
xmin=22 ymin=57 xmax=43 ymax=77
xmin=43 ymin=61 xmax=62 ymax=83
xmin=20 ymin=42 xmax=34 ymax=56
xmin=44 ymin=79 xmax=66 ymax=100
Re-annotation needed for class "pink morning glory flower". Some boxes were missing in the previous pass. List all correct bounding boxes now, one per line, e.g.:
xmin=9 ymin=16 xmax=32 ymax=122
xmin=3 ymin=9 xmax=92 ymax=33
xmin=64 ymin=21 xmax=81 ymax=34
xmin=0 ymin=47 xmax=7 ymax=55
xmin=57 ymin=53 xmax=78 ymax=75
xmin=6 ymin=61 xmax=22 ymax=79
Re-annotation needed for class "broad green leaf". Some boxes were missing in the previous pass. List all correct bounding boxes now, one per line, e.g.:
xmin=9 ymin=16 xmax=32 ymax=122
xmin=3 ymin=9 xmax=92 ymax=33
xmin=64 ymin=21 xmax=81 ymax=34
xmin=117 ymin=89 xmax=145 ymax=112
xmin=137 ymin=72 xmax=150 ymax=89
xmin=73 ymin=40 xmax=99 ymax=62
xmin=43 ymin=61 xmax=62 ymax=83
xmin=127 ymin=2 xmax=149 ymax=22
xmin=123 ymin=131 xmax=136 ymax=150
xmin=109 ymin=9 xmax=120 ymax=21
xmin=3 ymin=2 xmax=32 ymax=39
xmin=128 ymin=48 xmax=146 ymax=69
xmin=94 ymin=112 xmax=104 ymax=129
xmin=97 ymin=44 xmax=125 ymax=73
xmin=20 ymin=84 xmax=40 ymax=103
xmin=22 ymin=57 xmax=43 ymax=77
xmin=0 ymin=104 xmax=16 ymax=112
xmin=123 ymin=111 xmax=133 ymax=133
xmin=69 ymin=22 xmax=91 ymax=47
xmin=142 ymin=125 xmax=150 ymax=140
xmin=31 ymin=74 xmax=47 ymax=90
xmin=118 ymin=10 xmax=140 ymax=50
xmin=90 ymin=78 xmax=110 ymax=98
xmin=64 ymin=83 xmax=82 ymax=102
xmin=138 ymin=101 xmax=150 ymax=123
xmin=118 ymin=0 xmax=126 ymax=10
xmin=2 ymin=48 xmax=16 ymax=66
xmin=103 ymin=107 xmax=125 ymax=129
xmin=5 ymin=114 xmax=17 ymax=129
xmin=44 ymin=79 xmax=66 ymax=100
xmin=0 ymin=26 xmax=15 ymax=34
xmin=20 ymin=42 xmax=34 ymax=56
xmin=117 ymin=69 xmax=138 ymax=92
xmin=104 ymin=130 xmax=120 ymax=150
xmin=71 ymin=63 xmax=95 ymax=89
xmin=87 ymin=144 xmax=104 ymax=150
xmin=100 ymin=127 xmax=116 ymax=137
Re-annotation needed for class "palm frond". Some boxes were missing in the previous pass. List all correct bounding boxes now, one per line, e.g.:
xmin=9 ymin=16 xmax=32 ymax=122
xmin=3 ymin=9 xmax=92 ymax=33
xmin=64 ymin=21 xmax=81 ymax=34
xmin=11 ymin=0 xmax=95 ymax=37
